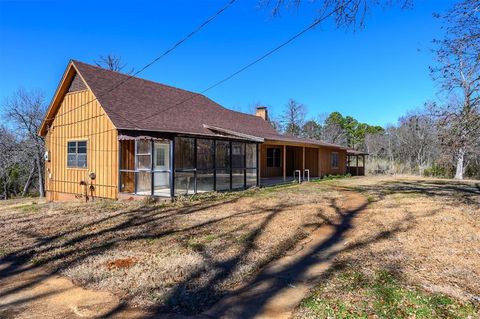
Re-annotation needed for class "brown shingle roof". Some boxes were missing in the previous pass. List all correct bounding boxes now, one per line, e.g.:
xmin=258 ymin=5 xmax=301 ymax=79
xmin=73 ymin=60 xmax=278 ymax=138
xmin=72 ymin=60 xmax=345 ymax=149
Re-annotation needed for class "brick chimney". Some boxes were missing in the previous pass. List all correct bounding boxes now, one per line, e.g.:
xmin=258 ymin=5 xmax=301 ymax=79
xmin=255 ymin=106 xmax=268 ymax=121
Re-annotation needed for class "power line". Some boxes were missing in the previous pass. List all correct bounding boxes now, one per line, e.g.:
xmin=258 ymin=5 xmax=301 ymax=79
xmin=48 ymin=5 xmax=341 ymax=156
xmin=45 ymin=0 xmax=237 ymax=123
xmin=137 ymin=6 xmax=342 ymax=123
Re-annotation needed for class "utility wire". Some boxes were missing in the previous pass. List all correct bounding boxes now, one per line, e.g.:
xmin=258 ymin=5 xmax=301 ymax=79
xmin=137 ymin=6 xmax=342 ymax=123
xmin=48 ymin=5 xmax=342 ymax=155
xmin=45 ymin=0 xmax=237 ymax=122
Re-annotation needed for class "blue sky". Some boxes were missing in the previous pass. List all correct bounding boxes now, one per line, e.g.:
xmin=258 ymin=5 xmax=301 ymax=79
xmin=0 ymin=0 xmax=454 ymax=127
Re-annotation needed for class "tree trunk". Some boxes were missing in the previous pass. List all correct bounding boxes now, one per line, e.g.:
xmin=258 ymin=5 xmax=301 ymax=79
xmin=22 ymin=162 xmax=36 ymax=197
xmin=454 ymin=147 xmax=465 ymax=180
xmin=35 ymin=153 xmax=45 ymax=197
xmin=3 ymin=175 xmax=8 ymax=200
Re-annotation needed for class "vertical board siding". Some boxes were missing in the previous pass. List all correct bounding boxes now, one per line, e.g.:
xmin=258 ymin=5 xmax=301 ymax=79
xmin=304 ymin=147 xmax=319 ymax=177
xmin=318 ymin=147 xmax=347 ymax=176
xmin=260 ymin=143 xmax=347 ymax=179
xmin=45 ymin=89 xmax=118 ymax=200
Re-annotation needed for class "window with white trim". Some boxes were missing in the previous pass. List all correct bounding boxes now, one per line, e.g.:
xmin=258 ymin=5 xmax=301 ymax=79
xmin=67 ymin=141 xmax=87 ymax=168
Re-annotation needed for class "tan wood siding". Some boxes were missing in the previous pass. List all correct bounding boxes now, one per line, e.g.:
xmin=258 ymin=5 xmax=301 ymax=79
xmin=304 ymin=147 xmax=319 ymax=177
xmin=44 ymin=89 xmax=118 ymax=200
xmin=319 ymin=147 xmax=346 ymax=176
xmin=260 ymin=144 xmax=283 ymax=178
xmin=260 ymin=142 xmax=347 ymax=179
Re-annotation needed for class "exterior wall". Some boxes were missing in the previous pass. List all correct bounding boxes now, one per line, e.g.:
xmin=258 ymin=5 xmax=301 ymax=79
xmin=45 ymin=89 xmax=118 ymax=200
xmin=260 ymin=144 xmax=282 ymax=178
xmin=260 ymin=142 xmax=347 ymax=179
xmin=304 ymin=147 xmax=319 ymax=177
xmin=319 ymin=147 xmax=347 ymax=176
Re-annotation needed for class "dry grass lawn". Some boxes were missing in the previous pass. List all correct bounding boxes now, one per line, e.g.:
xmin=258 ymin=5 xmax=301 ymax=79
xmin=1 ymin=176 xmax=479 ymax=317
xmin=0 ymin=183 xmax=344 ymax=314
xmin=295 ymin=176 xmax=480 ymax=318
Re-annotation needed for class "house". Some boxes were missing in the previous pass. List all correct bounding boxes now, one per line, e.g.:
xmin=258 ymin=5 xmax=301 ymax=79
xmin=39 ymin=60 xmax=365 ymax=201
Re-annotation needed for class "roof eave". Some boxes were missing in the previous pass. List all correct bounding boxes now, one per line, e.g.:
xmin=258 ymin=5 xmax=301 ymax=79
xmin=38 ymin=60 xmax=76 ymax=136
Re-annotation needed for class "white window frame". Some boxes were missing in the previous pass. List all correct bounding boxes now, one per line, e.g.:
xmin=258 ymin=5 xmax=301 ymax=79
xmin=67 ymin=140 xmax=88 ymax=168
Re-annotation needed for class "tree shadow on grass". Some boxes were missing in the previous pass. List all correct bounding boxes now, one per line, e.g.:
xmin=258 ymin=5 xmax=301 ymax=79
xmin=0 ymin=183 xmax=441 ymax=319
xmin=0 ymin=196 xmax=245 ymax=299
xmin=0 ymin=190 xmax=315 ymax=317
xmin=349 ymin=179 xmax=480 ymax=208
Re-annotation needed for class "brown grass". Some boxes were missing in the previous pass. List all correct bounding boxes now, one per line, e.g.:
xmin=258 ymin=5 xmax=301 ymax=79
xmin=295 ymin=176 xmax=480 ymax=318
xmin=1 ymin=176 xmax=479 ymax=316
xmin=0 ymin=183 xmax=343 ymax=313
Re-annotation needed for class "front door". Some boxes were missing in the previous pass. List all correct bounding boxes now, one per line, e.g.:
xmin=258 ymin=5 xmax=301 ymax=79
xmin=153 ymin=142 xmax=170 ymax=195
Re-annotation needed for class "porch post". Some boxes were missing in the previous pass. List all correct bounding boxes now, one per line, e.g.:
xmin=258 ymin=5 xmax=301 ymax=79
xmin=318 ymin=148 xmax=321 ymax=179
xmin=170 ymin=138 xmax=175 ymax=198
xmin=151 ymin=140 xmax=154 ymax=196
xmin=134 ymin=140 xmax=138 ymax=194
xmin=302 ymin=146 xmax=305 ymax=181
xmin=118 ymin=140 xmax=122 ymax=194
xmin=256 ymin=143 xmax=259 ymax=186
xmin=283 ymin=145 xmax=286 ymax=181
xmin=356 ymin=155 xmax=359 ymax=177
xmin=362 ymin=155 xmax=365 ymax=176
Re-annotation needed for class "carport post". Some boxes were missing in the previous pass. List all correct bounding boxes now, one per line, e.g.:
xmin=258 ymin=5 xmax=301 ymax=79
xmin=302 ymin=147 xmax=305 ymax=181
xmin=318 ymin=148 xmax=321 ymax=178
xmin=356 ymin=155 xmax=359 ymax=176
xmin=283 ymin=145 xmax=286 ymax=181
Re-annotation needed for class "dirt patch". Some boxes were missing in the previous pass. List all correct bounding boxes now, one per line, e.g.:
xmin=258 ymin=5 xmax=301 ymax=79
xmin=0 ymin=259 xmax=150 ymax=319
xmin=105 ymin=257 xmax=138 ymax=271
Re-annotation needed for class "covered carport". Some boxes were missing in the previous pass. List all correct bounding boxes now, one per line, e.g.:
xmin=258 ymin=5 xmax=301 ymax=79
xmin=346 ymin=150 xmax=368 ymax=176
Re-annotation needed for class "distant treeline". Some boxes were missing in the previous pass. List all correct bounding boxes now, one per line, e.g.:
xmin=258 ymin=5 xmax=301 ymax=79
xmin=1 ymin=0 xmax=479 ymax=199
xmin=270 ymin=102 xmax=480 ymax=179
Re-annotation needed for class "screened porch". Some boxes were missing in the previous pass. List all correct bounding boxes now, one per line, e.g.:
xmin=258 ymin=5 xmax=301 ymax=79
xmin=119 ymin=136 xmax=259 ymax=197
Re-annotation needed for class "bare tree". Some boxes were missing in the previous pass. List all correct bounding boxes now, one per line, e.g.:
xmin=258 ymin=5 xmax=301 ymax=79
xmin=302 ymin=119 xmax=322 ymax=140
xmin=280 ymin=99 xmax=306 ymax=136
xmin=261 ymin=0 xmax=412 ymax=28
xmin=396 ymin=112 xmax=439 ymax=175
xmin=0 ymin=126 xmax=21 ymax=199
xmin=430 ymin=0 xmax=480 ymax=179
xmin=3 ymin=89 xmax=47 ymax=196
xmin=95 ymin=54 xmax=127 ymax=72
xmin=321 ymin=121 xmax=347 ymax=145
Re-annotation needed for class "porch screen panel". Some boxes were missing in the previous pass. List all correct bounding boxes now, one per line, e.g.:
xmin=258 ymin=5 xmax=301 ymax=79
xmin=175 ymin=172 xmax=195 ymax=195
xmin=197 ymin=170 xmax=214 ymax=192
xmin=215 ymin=141 xmax=230 ymax=169
xmin=174 ymin=137 xmax=195 ymax=195
xmin=215 ymin=141 xmax=231 ymax=191
xmin=246 ymin=144 xmax=257 ymax=168
xmin=231 ymin=142 xmax=245 ymax=189
xmin=246 ymin=169 xmax=257 ymax=187
xmin=232 ymin=142 xmax=245 ymax=168
xmin=119 ymin=139 xmax=172 ymax=196
xmin=120 ymin=140 xmax=135 ymax=193
xmin=136 ymin=140 xmax=151 ymax=170
xmin=136 ymin=171 xmax=151 ymax=195
xmin=197 ymin=139 xmax=214 ymax=192
xmin=232 ymin=169 xmax=245 ymax=189
xmin=175 ymin=137 xmax=195 ymax=169
xmin=216 ymin=170 xmax=230 ymax=191
xmin=245 ymin=143 xmax=257 ymax=187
